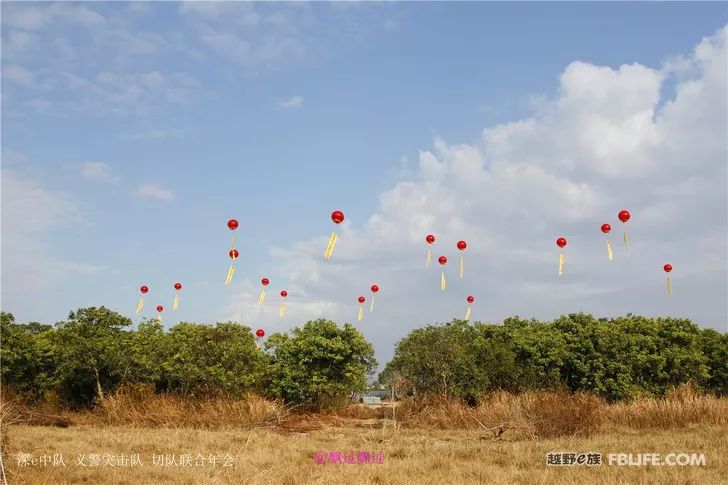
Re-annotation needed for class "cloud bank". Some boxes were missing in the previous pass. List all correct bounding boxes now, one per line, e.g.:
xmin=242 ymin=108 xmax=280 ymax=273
xmin=226 ymin=27 xmax=728 ymax=363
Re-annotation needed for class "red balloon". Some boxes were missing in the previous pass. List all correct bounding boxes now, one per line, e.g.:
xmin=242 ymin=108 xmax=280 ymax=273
xmin=556 ymin=237 xmax=567 ymax=248
xmin=280 ymin=290 xmax=288 ymax=298
xmin=601 ymin=223 xmax=611 ymax=234
xmin=618 ymin=210 xmax=631 ymax=223
xmin=229 ymin=249 xmax=239 ymax=259
xmin=467 ymin=295 xmax=475 ymax=304
xmin=331 ymin=210 xmax=345 ymax=224
xmin=140 ymin=285 xmax=148 ymax=294
xmin=256 ymin=328 xmax=265 ymax=338
xmin=457 ymin=240 xmax=467 ymax=251
xmin=663 ymin=264 xmax=672 ymax=273
xmin=156 ymin=305 xmax=163 ymax=313
xmin=438 ymin=256 xmax=447 ymax=265
xmin=426 ymin=234 xmax=435 ymax=244
xmin=261 ymin=278 xmax=269 ymax=286
xmin=371 ymin=284 xmax=379 ymax=293
xmin=227 ymin=219 xmax=239 ymax=230
xmin=358 ymin=296 xmax=366 ymax=304
xmin=174 ymin=282 xmax=182 ymax=291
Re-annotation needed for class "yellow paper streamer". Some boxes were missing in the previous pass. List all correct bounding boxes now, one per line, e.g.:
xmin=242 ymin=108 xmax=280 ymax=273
xmin=258 ymin=289 xmax=266 ymax=305
xmin=370 ymin=298 xmax=375 ymax=313
xmin=607 ymin=240 xmax=613 ymax=261
xmin=464 ymin=306 xmax=471 ymax=321
xmin=441 ymin=271 xmax=446 ymax=290
xmin=226 ymin=236 xmax=237 ymax=285
xmin=358 ymin=306 xmax=363 ymax=321
xmin=256 ymin=344 xmax=260 ymax=350
xmin=624 ymin=231 xmax=629 ymax=251
xmin=173 ymin=294 xmax=180 ymax=311
xmin=136 ymin=297 xmax=144 ymax=314
xmin=324 ymin=232 xmax=338 ymax=259
xmin=666 ymin=277 xmax=672 ymax=295
xmin=279 ymin=301 xmax=286 ymax=317
xmin=225 ymin=264 xmax=235 ymax=285
xmin=157 ymin=315 xmax=162 ymax=323
xmin=460 ymin=254 xmax=464 ymax=279
xmin=558 ymin=253 xmax=565 ymax=276
xmin=426 ymin=249 xmax=432 ymax=269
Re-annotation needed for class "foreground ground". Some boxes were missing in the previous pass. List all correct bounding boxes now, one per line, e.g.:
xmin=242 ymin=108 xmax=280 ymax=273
xmin=3 ymin=423 xmax=727 ymax=484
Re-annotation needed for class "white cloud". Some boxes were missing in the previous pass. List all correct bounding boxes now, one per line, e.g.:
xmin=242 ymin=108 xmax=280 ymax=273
xmin=118 ymin=129 xmax=184 ymax=141
xmin=1 ymin=3 xmax=193 ymax=118
xmin=180 ymin=2 xmax=316 ymax=68
xmin=1 ymin=3 xmax=105 ymax=30
xmin=1 ymin=169 xmax=104 ymax=294
xmin=80 ymin=162 xmax=120 ymax=183
xmin=3 ymin=65 xmax=35 ymax=87
xmin=277 ymin=96 xmax=304 ymax=109
xmin=226 ymin=27 xmax=728 ymax=361
xmin=134 ymin=184 xmax=174 ymax=201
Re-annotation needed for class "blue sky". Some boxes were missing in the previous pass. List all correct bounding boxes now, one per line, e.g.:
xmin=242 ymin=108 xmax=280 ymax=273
xmin=2 ymin=2 xmax=727 ymax=366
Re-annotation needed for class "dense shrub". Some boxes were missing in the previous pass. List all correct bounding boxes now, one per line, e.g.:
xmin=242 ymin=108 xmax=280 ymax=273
xmin=382 ymin=313 xmax=727 ymax=403
xmin=2 ymin=309 xmax=725 ymax=408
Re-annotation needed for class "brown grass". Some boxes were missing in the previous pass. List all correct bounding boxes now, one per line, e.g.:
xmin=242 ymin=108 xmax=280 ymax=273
xmin=6 ymin=384 xmax=727 ymax=439
xmin=3 ymin=385 xmax=728 ymax=484
xmin=3 ymin=423 xmax=726 ymax=484
xmin=78 ymin=387 xmax=290 ymax=429
xmin=603 ymin=384 xmax=728 ymax=429
xmin=392 ymin=391 xmax=605 ymax=439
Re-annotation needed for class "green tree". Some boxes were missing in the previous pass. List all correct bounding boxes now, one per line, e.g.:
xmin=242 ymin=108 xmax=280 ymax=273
xmin=1 ymin=312 xmax=58 ymax=402
xmin=386 ymin=320 xmax=489 ymax=402
xmin=503 ymin=318 xmax=566 ymax=391
xmin=121 ymin=319 xmax=167 ymax=388
xmin=265 ymin=319 xmax=376 ymax=408
xmin=700 ymin=328 xmax=728 ymax=396
xmin=470 ymin=323 xmax=521 ymax=392
xmin=161 ymin=322 xmax=265 ymax=396
xmin=54 ymin=307 xmax=131 ymax=405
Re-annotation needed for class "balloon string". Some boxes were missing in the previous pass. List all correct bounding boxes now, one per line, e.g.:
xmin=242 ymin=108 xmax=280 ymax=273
xmin=358 ymin=306 xmax=363 ymax=321
xmin=259 ymin=289 xmax=266 ymax=305
xmin=460 ymin=255 xmax=464 ymax=279
xmin=136 ymin=297 xmax=144 ymax=314
xmin=441 ymin=271 xmax=446 ymax=291
xmin=225 ymin=264 xmax=235 ymax=285
xmin=173 ymin=294 xmax=180 ymax=311
xmin=157 ymin=315 xmax=162 ymax=324
xmin=667 ymin=277 xmax=672 ymax=295
xmin=426 ymin=249 xmax=432 ymax=269
xmin=279 ymin=301 xmax=286 ymax=317
xmin=370 ymin=298 xmax=375 ymax=313
xmin=558 ymin=253 xmax=565 ymax=276
xmin=464 ymin=306 xmax=471 ymax=321
xmin=607 ymin=240 xmax=613 ymax=261
xmin=324 ymin=232 xmax=337 ymax=259
xmin=624 ymin=231 xmax=629 ymax=251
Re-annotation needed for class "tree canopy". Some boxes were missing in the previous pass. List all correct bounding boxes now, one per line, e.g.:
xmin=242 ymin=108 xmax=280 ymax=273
xmin=1 ymin=309 xmax=725 ymax=408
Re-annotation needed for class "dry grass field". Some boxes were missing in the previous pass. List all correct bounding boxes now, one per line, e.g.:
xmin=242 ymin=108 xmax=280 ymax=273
xmin=2 ymin=386 xmax=727 ymax=484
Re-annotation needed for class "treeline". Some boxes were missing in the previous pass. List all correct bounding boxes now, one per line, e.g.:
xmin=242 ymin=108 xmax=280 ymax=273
xmin=379 ymin=314 xmax=728 ymax=402
xmin=0 ymin=308 xmax=376 ymax=408
xmin=3 ymin=309 xmax=727 ymax=409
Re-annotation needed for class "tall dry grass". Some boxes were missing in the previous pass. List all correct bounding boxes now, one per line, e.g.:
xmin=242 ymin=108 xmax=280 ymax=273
xmin=6 ymin=383 xmax=727 ymax=439
xmin=603 ymin=383 xmax=728 ymax=429
xmin=394 ymin=390 xmax=604 ymax=439
xmin=74 ymin=385 xmax=290 ymax=429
